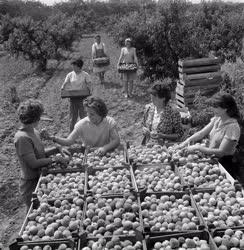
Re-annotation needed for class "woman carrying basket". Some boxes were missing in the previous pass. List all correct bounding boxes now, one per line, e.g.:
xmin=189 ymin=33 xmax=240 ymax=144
xmin=92 ymin=35 xmax=109 ymax=87
xmin=117 ymin=38 xmax=139 ymax=98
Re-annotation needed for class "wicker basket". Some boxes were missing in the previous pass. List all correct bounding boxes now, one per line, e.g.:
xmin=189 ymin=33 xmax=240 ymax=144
xmin=93 ymin=57 xmax=110 ymax=67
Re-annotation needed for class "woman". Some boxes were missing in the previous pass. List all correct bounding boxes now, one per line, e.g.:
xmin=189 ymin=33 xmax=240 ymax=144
xmin=51 ymin=96 xmax=120 ymax=156
xmin=61 ymin=58 xmax=92 ymax=132
xmin=14 ymin=99 xmax=68 ymax=212
xmin=142 ymin=82 xmax=184 ymax=145
xmin=92 ymin=35 xmax=109 ymax=86
xmin=179 ymin=92 xmax=241 ymax=178
xmin=117 ymin=38 xmax=139 ymax=98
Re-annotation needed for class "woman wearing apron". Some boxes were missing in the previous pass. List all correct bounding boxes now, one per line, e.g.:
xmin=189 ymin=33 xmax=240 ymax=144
xmin=117 ymin=38 xmax=139 ymax=98
xmin=92 ymin=35 xmax=109 ymax=88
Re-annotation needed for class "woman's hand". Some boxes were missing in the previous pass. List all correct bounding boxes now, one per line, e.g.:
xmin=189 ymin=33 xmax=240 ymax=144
xmin=56 ymin=145 xmax=71 ymax=157
xmin=95 ymin=147 xmax=106 ymax=156
xmin=52 ymin=155 xmax=69 ymax=168
xmin=186 ymin=144 xmax=203 ymax=153
xmin=177 ymin=139 xmax=190 ymax=150
xmin=142 ymin=127 xmax=150 ymax=136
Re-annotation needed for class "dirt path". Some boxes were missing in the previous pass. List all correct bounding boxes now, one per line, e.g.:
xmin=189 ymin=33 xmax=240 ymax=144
xmin=0 ymin=34 xmax=149 ymax=247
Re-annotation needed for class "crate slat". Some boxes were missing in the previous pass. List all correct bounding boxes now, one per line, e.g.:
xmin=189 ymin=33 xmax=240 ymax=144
xmin=178 ymin=65 xmax=221 ymax=75
xmin=179 ymin=75 xmax=222 ymax=87
xmin=179 ymin=71 xmax=222 ymax=81
xmin=178 ymin=58 xmax=220 ymax=68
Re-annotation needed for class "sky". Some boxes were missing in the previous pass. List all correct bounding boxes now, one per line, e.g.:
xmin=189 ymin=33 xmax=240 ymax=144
xmin=39 ymin=0 xmax=244 ymax=6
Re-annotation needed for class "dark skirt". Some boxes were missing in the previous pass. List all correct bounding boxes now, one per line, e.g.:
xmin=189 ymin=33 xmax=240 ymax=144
xmin=218 ymin=155 xmax=239 ymax=179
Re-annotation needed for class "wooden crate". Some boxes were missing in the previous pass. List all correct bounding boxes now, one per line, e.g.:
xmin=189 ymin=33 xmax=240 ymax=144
xmin=177 ymin=57 xmax=222 ymax=108
xmin=61 ymin=89 xmax=90 ymax=98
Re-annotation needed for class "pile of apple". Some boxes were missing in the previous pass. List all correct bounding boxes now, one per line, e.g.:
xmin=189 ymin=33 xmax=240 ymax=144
xmin=82 ymin=194 xmax=141 ymax=237
xmin=193 ymin=186 xmax=244 ymax=228
xmin=214 ymin=228 xmax=244 ymax=250
xmin=50 ymin=152 xmax=84 ymax=170
xmin=178 ymin=162 xmax=230 ymax=188
xmin=87 ymin=149 xmax=126 ymax=168
xmin=151 ymin=236 xmax=210 ymax=250
xmin=141 ymin=194 xmax=200 ymax=232
xmin=134 ymin=164 xmax=182 ymax=192
xmin=82 ymin=237 xmax=143 ymax=250
xmin=36 ymin=173 xmax=85 ymax=200
xmin=20 ymin=244 xmax=72 ymax=250
xmin=21 ymin=198 xmax=84 ymax=241
xmin=88 ymin=167 xmax=132 ymax=195
xmin=128 ymin=144 xmax=168 ymax=164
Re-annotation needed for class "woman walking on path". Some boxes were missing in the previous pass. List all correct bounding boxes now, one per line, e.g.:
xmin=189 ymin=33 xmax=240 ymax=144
xmin=117 ymin=38 xmax=139 ymax=98
xmin=92 ymin=35 xmax=109 ymax=88
xmin=61 ymin=59 xmax=92 ymax=132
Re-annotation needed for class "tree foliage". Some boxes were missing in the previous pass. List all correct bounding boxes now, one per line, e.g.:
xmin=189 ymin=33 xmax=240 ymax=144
xmin=109 ymin=0 xmax=244 ymax=79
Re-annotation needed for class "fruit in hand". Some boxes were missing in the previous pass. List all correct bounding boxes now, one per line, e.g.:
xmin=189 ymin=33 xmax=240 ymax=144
xmin=88 ymin=167 xmax=132 ymax=195
xmin=141 ymin=194 xmax=200 ymax=232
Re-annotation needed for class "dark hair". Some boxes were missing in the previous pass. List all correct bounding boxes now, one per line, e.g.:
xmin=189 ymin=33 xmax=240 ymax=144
xmin=209 ymin=92 xmax=240 ymax=119
xmin=149 ymin=82 xmax=172 ymax=105
xmin=95 ymin=34 xmax=101 ymax=39
xmin=84 ymin=96 xmax=108 ymax=118
xmin=17 ymin=99 xmax=44 ymax=124
xmin=71 ymin=59 xmax=84 ymax=69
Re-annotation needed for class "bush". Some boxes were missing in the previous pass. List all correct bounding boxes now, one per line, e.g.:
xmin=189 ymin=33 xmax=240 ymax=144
xmin=108 ymin=0 xmax=244 ymax=79
xmin=0 ymin=13 xmax=80 ymax=71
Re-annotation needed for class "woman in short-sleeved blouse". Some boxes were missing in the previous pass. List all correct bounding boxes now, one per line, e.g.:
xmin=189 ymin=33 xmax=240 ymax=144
xmin=142 ymin=83 xmax=184 ymax=145
xmin=51 ymin=96 xmax=120 ymax=156
xmin=180 ymin=92 xmax=241 ymax=178
xmin=117 ymin=38 xmax=138 ymax=98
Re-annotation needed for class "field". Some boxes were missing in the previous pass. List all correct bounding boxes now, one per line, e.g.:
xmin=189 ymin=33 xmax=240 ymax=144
xmin=0 ymin=33 xmax=149 ymax=247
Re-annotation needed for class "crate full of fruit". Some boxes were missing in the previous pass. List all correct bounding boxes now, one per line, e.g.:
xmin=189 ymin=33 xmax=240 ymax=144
xmin=93 ymin=57 xmax=110 ymax=67
xmin=18 ymin=198 xmax=85 ymax=243
xmin=139 ymin=192 xmax=205 ymax=235
xmin=145 ymin=230 xmax=216 ymax=250
xmin=118 ymin=63 xmax=137 ymax=73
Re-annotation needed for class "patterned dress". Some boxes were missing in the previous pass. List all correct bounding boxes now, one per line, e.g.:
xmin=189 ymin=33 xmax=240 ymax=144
xmin=142 ymin=103 xmax=184 ymax=144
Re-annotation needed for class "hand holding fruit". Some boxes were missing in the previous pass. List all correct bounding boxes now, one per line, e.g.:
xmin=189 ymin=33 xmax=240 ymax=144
xmin=186 ymin=144 xmax=203 ymax=153
xmin=52 ymin=154 xmax=69 ymax=168
xmin=142 ymin=126 xmax=150 ymax=136
xmin=95 ymin=147 xmax=106 ymax=156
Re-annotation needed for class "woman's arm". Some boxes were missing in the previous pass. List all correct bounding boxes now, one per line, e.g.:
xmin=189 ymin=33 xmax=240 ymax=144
xmin=52 ymin=128 xmax=80 ymax=146
xmin=134 ymin=48 xmax=139 ymax=65
xmin=187 ymin=138 xmax=237 ymax=157
xmin=103 ymin=128 xmax=120 ymax=153
xmin=183 ymin=118 xmax=215 ymax=145
xmin=117 ymin=48 xmax=124 ymax=65
xmin=92 ymin=44 xmax=96 ymax=59
xmin=45 ymin=146 xmax=59 ymax=157
xmin=22 ymin=153 xmax=53 ymax=169
xmin=61 ymin=73 xmax=70 ymax=90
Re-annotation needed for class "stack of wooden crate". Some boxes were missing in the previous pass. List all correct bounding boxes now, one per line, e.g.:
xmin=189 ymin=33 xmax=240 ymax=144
xmin=176 ymin=57 xmax=222 ymax=108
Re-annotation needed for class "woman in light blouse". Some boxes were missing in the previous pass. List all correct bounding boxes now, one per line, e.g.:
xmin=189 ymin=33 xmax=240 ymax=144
xmin=180 ymin=92 xmax=241 ymax=178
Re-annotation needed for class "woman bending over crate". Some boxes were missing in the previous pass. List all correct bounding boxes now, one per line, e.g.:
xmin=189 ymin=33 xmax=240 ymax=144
xmin=14 ymin=99 xmax=68 ymax=212
xmin=179 ymin=92 xmax=241 ymax=179
xmin=117 ymin=38 xmax=139 ymax=98
xmin=142 ymin=82 xmax=184 ymax=145
xmin=50 ymin=96 xmax=120 ymax=156
xmin=92 ymin=34 xmax=110 ymax=87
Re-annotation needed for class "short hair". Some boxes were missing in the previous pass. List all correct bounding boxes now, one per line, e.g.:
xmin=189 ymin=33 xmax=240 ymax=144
xmin=209 ymin=92 xmax=240 ymax=119
xmin=71 ymin=59 xmax=84 ymax=69
xmin=149 ymin=82 xmax=172 ymax=105
xmin=84 ymin=96 xmax=108 ymax=118
xmin=95 ymin=34 xmax=101 ymax=39
xmin=17 ymin=99 xmax=44 ymax=124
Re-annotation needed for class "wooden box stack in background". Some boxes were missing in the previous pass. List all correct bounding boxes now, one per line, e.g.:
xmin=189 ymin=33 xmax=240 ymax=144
xmin=176 ymin=58 xmax=222 ymax=108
